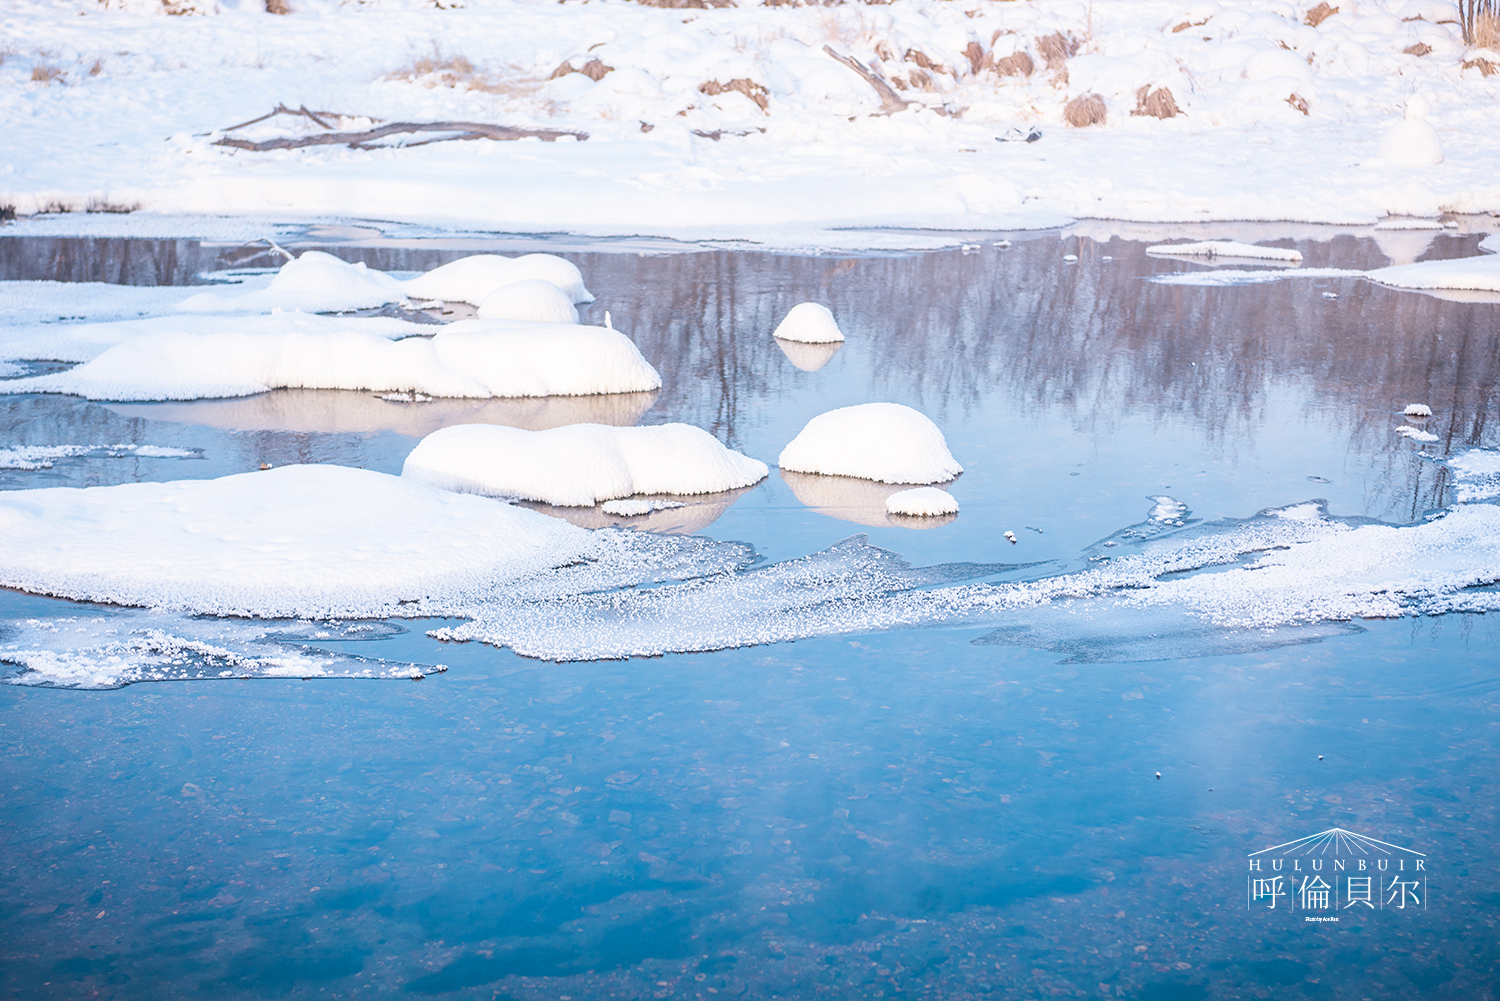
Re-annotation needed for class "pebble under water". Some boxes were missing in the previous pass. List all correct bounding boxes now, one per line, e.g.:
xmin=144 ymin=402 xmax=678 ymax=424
xmin=0 ymin=226 xmax=1498 ymax=1000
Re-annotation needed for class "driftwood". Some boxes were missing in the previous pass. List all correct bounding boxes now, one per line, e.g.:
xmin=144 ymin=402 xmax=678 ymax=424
xmin=211 ymin=103 xmax=587 ymax=151
xmin=822 ymin=45 xmax=910 ymax=115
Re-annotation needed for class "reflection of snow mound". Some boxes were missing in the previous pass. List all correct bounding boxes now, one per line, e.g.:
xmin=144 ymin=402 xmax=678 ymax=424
xmin=779 ymin=403 xmax=962 ymax=485
xmin=177 ymin=251 xmax=406 ymax=314
xmin=402 ymin=254 xmax=593 ymax=305
xmin=773 ymin=302 xmax=845 ymax=344
xmin=0 ymin=443 xmax=199 ymax=470
xmin=402 ymin=422 xmax=768 ymax=506
xmin=886 ymin=487 xmax=959 ymax=517
xmin=1447 ymin=449 xmax=1500 ymax=503
xmin=476 ymin=279 xmax=580 ymax=323
xmin=1 ymin=319 xmax=661 ymax=401
xmin=773 ymin=337 xmax=842 ymax=372
xmin=781 ymin=470 xmax=956 ymax=530
xmin=1146 ymin=241 xmax=1303 ymax=263
xmin=0 ymin=616 xmax=433 ymax=689
xmin=106 ymin=389 xmax=656 ymax=436
xmin=525 ymin=487 xmax=752 ymax=536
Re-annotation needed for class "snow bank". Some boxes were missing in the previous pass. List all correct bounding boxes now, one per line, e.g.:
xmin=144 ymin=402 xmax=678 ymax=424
xmin=0 ymin=318 xmax=661 ymax=401
xmin=177 ymin=251 xmax=407 ymax=314
xmin=886 ymin=487 xmax=959 ymax=518
xmin=402 ymin=422 xmax=767 ymax=506
xmin=773 ymin=303 xmax=845 ymax=344
xmin=779 ymin=403 xmax=962 ymax=484
xmin=1146 ymin=241 xmax=1304 ymax=263
xmin=402 ymin=254 xmax=592 ymax=305
xmin=1368 ymin=253 xmax=1500 ymax=292
xmin=0 ymin=464 xmax=593 ymax=618
xmin=476 ymin=279 xmax=580 ymax=323
xmin=1448 ymin=449 xmax=1500 ymax=503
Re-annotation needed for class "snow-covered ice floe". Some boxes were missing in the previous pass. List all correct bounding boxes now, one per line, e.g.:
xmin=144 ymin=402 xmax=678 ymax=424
xmin=0 ymin=317 xmax=660 ymax=401
xmin=0 ymin=443 xmax=200 ymax=471
xmin=1147 ymin=267 xmax=1356 ymax=288
xmin=1446 ymin=449 xmax=1500 ymax=503
xmin=779 ymin=403 xmax=962 ymax=485
xmin=401 ymin=254 xmax=593 ymax=305
xmin=177 ymin=251 xmax=406 ymax=314
xmin=1145 ymin=241 xmax=1304 ymax=263
xmin=1367 ymin=253 xmax=1500 ymax=293
xmin=886 ymin=487 xmax=959 ymax=518
xmin=773 ymin=303 xmax=845 ymax=344
xmin=1482 ymin=234 xmax=1500 ymax=255
xmin=402 ymin=422 xmax=767 ymax=506
xmin=1395 ymin=426 xmax=1439 ymax=443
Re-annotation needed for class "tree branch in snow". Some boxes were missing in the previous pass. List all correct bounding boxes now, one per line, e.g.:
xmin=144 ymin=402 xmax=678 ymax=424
xmin=212 ymin=119 xmax=587 ymax=151
xmin=822 ymin=45 xmax=910 ymax=116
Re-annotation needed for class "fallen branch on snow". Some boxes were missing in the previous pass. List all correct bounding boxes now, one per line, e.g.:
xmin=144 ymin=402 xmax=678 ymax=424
xmin=209 ymin=103 xmax=587 ymax=151
xmin=822 ymin=45 xmax=910 ymax=116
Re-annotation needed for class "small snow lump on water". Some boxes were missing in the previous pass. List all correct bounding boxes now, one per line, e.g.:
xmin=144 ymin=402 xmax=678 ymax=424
xmin=778 ymin=402 xmax=962 ymax=485
xmin=772 ymin=303 xmax=845 ymax=344
xmin=1404 ymin=403 xmax=1432 ymax=417
xmin=885 ymin=487 xmax=959 ymax=518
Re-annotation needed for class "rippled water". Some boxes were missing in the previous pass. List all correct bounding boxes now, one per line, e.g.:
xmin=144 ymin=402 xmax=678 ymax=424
xmin=1 ymin=228 xmax=1497 ymax=1000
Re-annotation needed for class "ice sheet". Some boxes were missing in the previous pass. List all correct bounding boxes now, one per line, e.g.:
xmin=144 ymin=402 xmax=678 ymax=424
xmin=0 ymin=443 xmax=200 ymax=470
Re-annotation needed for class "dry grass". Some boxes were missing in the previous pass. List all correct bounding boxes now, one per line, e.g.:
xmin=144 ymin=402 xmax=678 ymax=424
xmin=1304 ymin=2 xmax=1337 ymax=28
xmin=85 ymin=197 xmax=140 ymax=214
xmin=629 ymin=0 xmax=735 ymax=7
xmin=549 ymin=57 xmax=613 ymax=82
xmin=1402 ymin=42 xmax=1433 ymax=56
xmin=1286 ymin=92 xmax=1310 ymax=115
xmin=264 ymin=0 xmax=292 ymax=14
xmin=985 ymin=50 xmax=1034 ymax=77
xmin=389 ymin=52 xmax=539 ymax=95
xmin=88 ymin=58 xmax=104 ymax=76
xmin=904 ymin=48 xmax=950 ymax=76
xmin=1131 ymin=85 xmax=1179 ymax=119
xmin=1463 ymin=56 xmax=1498 ymax=75
xmin=699 ymin=78 xmax=769 ymax=112
xmin=963 ymin=41 xmax=983 ymax=74
xmin=1035 ymin=31 xmax=1078 ymax=72
xmin=1476 ymin=12 xmax=1500 ymax=48
xmin=30 ymin=64 xmax=65 ymax=85
xmin=1063 ymin=92 xmax=1106 ymax=127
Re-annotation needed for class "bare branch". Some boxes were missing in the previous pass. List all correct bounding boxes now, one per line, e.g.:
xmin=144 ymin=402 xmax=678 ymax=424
xmin=822 ymin=45 xmax=910 ymax=116
xmin=213 ymin=121 xmax=588 ymax=151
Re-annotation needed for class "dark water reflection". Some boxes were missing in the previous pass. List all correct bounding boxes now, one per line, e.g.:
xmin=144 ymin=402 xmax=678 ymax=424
xmin=1 ymin=231 xmax=1498 ymax=1000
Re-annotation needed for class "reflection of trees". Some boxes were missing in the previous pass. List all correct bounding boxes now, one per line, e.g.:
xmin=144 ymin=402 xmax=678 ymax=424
xmin=5 ymin=234 xmax=1495 ymax=521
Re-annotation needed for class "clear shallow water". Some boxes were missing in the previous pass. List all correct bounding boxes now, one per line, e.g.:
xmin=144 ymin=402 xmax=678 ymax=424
xmin=0 ymin=230 xmax=1498 ymax=999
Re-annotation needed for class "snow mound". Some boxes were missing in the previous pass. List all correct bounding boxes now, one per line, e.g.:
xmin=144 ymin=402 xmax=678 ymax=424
xmin=1377 ymin=96 xmax=1443 ymax=166
xmin=1368 ymin=253 xmax=1500 ymax=292
xmin=402 ymin=422 xmax=768 ymax=506
xmin=0 ymin=318 xmax=661 ymax=401
xmin=779 ymin=403 xmax=962 ymax=484
xmin=402 ymin=254 xmax=593 ymax=305
xmin=0 ymin=464 xmax=593 ymax=618
xmin=1481 ymin=234 xmax=1500 ymax=255
xmin=177 ymin=251 xmax=406 ymax=314
xmin=773 ymin=303 xmax=845 ymax=344
xmin=0 ymin=443 xmax=199 ymax=471
xmin=1404 ymin=403 xmax=1432 ymax=416
xmin=1395 ymin=425 xmax=1438 ymax=442
xmin=1447 ymin=449 xmax=1500 ymax=503
xmin=1146 ymin=241 xmax=1303 ymax=263
xmin=476 ymin=280 xmax=580 ymax=323
xmin=886 ymin=487 xmax=959 ymax=517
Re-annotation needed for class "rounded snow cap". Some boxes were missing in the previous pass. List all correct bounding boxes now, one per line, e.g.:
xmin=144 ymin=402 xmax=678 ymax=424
xmin=1404 ymin=95 xmax=1430 ymax=121
xmin=773 ymin=303 xmax=845 ymax=344
xmin=476 ymin=280 xmax=580 ymax=323
xmin=778 ymin=402 xmax=962 ymax=484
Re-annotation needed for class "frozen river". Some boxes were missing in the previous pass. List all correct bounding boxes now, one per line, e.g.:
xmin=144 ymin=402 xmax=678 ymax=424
xmin=1 ymin=227 xmax=1497 ymax=1000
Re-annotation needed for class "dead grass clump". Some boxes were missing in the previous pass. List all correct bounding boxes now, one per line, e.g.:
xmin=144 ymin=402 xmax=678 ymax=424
xmin=1304 ymin=2 xmax=1338 ymax=28
xmin=88 ymin=58 xmax=104 ymax=75
xmin=85 ymin=197 xmax=140 ymax=214
xmin=1063 ymin=92 xmax=1106 ymax=127
xmin=904 ymin=49 xmax=950 ymax=75
xmin=985 ymin=50 xmax=1034 ymax=77
xmin=1172 ymin=18 xmax=1208 ymax=33
xmin=1286 ymin=92 xmax=1310 ymax=114
xmin=550 ymin=57 xmax=613 ymax=82
xmin=1132 ymin=85 xmax=1180 ymax=118
xmin=630 ymin=0 xmax=735 ymax=6
xmin=1402 ymin=42 xmax=1432 ymax=56
xmin=265 ymin=0 xmax=292 ymax=13
xmin=30 ymin=64 xmax=65 ymax=85
xmin=699 ymin=78 xmax=769 ymax=111
xmin=0 ymin=204 xmax=15 ymax=222
xmin=1463 ymin=56 xmax=1498 ymax=75
xmin=963 ymin=41 xmax=983 ymax=74
xmin=390 ymin=53 xmax=534 ymax=95
xmin=1476 ymin=12 xmax=1500 ymax=48
xmin=1035 ymin=31 xmax=1079 ymax=72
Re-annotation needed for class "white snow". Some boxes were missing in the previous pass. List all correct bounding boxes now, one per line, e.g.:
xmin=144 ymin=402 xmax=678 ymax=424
xmin=1368 ymin=253 xmax=1500 ymax=293
xmin=1395 ymin=425 xmax=1439 ymax=442
xmin=0 ymin=464 xmax=594 ymax=618
xmin=1447 ymin=448 xmax=1500 ymax=503
xmin=0 ymin=443 xmax=198 ymax=470
xmin=176 ymin=251 xmax=407 ymax=314
xmin=1377 ymin=95 xmax=1443 ymax=166
xmin=1146 ymin=241 xmax=1304 ymax=263
xmin=402 ymin=254 xmax=592 ymax=305
xmin=773 ymin=303 xmax=845 ymax=344
xmin=601 ymin=498 xmax=686 ymax=517
xmin=885 ymin=487 xmax=959 ymax=517
xmin=401 ymin=422 xmax=768 ymax=506
xmin=1482 ymin=234 xmax=1500 ymax=255
xmin=0 ymin=318 xmax=661 ymax=401
xmin=476 ymin=279 xmax=580 ymax=323
xmin=1403 ymin=403 xmax=1432 ymax=416
xmin=779 ymin=403 xmax=962 ymax=485
xmin=3 ymin=0 xmax=1499 ymax=242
